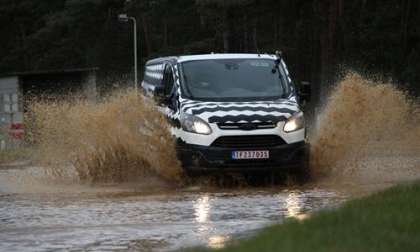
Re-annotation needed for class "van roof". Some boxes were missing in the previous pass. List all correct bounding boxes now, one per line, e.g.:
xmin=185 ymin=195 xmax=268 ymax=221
xmin=146 ymin=53 xmax=277 ymax=65
xmin=178 ymin=53 xmax=276 ymax=63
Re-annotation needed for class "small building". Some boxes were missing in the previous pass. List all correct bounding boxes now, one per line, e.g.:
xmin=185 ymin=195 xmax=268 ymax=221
xmin=0 ymin=68 xmax=98 ymax=144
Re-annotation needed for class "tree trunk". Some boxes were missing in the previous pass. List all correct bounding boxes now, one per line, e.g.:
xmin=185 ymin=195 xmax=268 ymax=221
xmin=141 ymin=15 xmax=152 ymax=57
xmin=252 ymin=18 xmax=259 ymax=53
xmin=243 ymin=13 xmax=249 ymax=52
xmin=223 ymin=31 xmax=230 ymax=52
xmin=222 ymin=10 xmax=230 ymax=52
xmin=315 ymin=0 xmax=341 ymax=103
xmin=274 ymin=18 xmax=279 ymax=46
xmin=19 ymin=24 xmax=29 ymax=70
xmin=162 ymin=17 xmax=168 ymax=49
xmin=400 ymin=0 xmax=411 ymax=54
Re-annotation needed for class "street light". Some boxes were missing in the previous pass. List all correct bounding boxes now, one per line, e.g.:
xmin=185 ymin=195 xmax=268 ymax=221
xmin=118 ymin=13 xmax=138 ymax=91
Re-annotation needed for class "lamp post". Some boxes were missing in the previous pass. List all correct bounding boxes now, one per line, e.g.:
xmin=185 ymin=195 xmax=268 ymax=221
xmin=118 ymin=13 xmax=138 ymax=91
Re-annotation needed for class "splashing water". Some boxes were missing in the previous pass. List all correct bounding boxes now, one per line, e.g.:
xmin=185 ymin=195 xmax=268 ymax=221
xmin=20 ymin=73 xmax=420 ymax=189
xmin=27 ymin=89 xmax=183 ymax=184
xmin=311 ymin=72 xmax=420 ymax=185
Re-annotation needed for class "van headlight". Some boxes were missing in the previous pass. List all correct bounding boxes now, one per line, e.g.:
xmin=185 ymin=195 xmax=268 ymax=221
xmin=180 ymin=113 xmax=212 ymax=135
xmin=283 ymin=112 xmax=305 ymax=133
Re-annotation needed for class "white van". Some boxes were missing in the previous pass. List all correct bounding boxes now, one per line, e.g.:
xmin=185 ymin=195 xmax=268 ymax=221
xmin=142 ymin=53 xmax=311 ymax=175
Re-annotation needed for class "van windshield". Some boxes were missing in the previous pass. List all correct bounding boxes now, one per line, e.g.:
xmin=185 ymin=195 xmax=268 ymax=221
xmin=180 ymin=59 xmax=290 ymax=101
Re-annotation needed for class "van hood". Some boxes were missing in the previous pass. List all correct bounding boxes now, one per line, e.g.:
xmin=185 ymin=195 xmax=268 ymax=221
xmin=180 ymin=98 xmax=300 ymax=124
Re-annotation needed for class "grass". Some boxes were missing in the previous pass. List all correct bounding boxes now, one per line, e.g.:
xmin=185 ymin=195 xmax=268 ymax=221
xmin=190 ymin=182 xmax=420 ymax=252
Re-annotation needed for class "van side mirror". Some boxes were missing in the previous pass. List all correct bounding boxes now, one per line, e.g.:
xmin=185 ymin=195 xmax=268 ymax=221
xmin=153 ymin=86 xmax=170 ymax=105
xmin=299 ymin=81 xmax=311 ymax=102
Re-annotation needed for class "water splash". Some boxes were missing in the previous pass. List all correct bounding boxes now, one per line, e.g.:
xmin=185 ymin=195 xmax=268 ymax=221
xmin=20 ymin=73 xmax=420 ymax=189
xmin=27 ymin=89 xmax=183 ymax=184
xmin=311 ymin=72 xmax=420 ymax=185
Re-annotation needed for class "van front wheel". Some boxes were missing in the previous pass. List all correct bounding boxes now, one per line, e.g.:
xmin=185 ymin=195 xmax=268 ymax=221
xmin=290 ymin=147 xmax=311 ymax=183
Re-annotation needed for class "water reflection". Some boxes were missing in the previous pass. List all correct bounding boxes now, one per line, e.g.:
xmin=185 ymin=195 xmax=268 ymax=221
xmin=207 ymin=235 xmax=231 ymax=249
xmin=193 ymin=194 xmax=232 ymax=248
xmin=0 ymin=186 xmax=343 ymax=251
xmin=194 ymin=195 xmax=210 ymax=223
xmin=285 ymin=191 xmax=310 ymax=220
xmin=191 ymin=191 xmax=318 ymax=249
xmin=285 ymin=192 xmax=302 ymax=217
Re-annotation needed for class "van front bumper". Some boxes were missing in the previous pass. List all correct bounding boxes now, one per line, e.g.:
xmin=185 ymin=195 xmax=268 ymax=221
xmin=177 ymin=141 xmax=309 ymax=173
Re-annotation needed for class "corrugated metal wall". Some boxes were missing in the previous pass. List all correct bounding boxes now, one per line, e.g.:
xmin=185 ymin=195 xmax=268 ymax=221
xmin=0 ymin=76 xmax=22 ymax=125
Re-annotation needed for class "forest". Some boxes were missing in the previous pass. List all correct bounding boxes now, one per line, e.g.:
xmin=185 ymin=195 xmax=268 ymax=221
xmin=0 ymin=0 xmax=419 ymax=101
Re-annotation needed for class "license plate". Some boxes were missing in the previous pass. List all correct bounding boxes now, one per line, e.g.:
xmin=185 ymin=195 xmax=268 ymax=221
xmin=232 ymin=150 xmax=270 ymax=160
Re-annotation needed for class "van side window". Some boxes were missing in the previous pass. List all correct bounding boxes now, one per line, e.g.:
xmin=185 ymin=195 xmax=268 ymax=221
xmin=163 ymin=65 xmax=174 ymax=96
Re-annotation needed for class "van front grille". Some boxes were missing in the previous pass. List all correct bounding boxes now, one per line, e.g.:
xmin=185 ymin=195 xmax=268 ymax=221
xmin=217 ymin=122 xmax=276 ymax=130
xmin=211 ymin=135 xmax=287 ymax=148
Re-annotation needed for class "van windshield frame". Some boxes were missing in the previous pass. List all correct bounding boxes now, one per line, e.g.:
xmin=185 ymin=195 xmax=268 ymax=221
xmin=179 ymin=58 xmax=291 ymax=102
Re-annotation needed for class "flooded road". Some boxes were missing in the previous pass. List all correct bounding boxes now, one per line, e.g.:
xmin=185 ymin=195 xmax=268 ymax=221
xmin=0 ymin=167 xmax=346 ymax=252
xmin=3 ymin=73 xmax=420 ymax=251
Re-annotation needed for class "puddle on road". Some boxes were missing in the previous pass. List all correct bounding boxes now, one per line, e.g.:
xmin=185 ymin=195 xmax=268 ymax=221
xmin=0 ymin=167 xmax=345 ymax=252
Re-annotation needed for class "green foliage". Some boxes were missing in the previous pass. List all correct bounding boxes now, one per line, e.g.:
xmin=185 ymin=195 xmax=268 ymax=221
xmin=0 ymin=0 xmax=418 ymax=95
